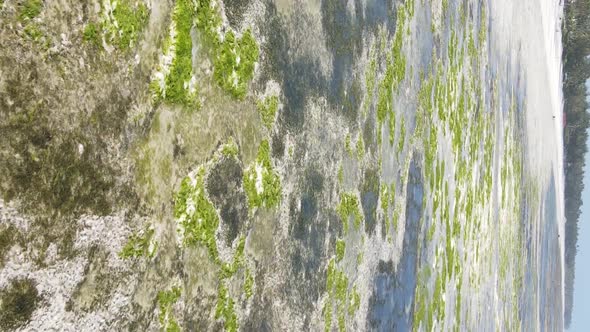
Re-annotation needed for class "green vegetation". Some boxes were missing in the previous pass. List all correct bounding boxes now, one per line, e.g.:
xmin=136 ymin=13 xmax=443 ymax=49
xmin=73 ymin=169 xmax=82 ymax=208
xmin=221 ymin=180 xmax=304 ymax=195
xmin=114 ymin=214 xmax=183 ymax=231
xmin=213 ymin=29 xmax=259 ymax=99
xmin=479 ymin=4 xmax=487 ymax=47
xmin=174 ymin=167 xmax=220 ymax=261
xmin=18 ymin=0 xmax=44 ymax=45
xmin=323 ymin=258 xmax=359 ymax=332
xmin=375 ymin=4 xmax=410 ymax=148
xmin=381 ymin=184 xmax=390 ymax=236
xmin=335 ymin=239 xmax=345 ymax=262
xmin=408 ymin=4 xmax=529 ymax=328
xmin=220 ymin=236 xmax=246 ymax=279
xmin=364 ymin=49 xmax=378 ymax=116
xmin=83 ymin=22 xmax=102 ymax=48
xmin=162 ymin=0 xmax=199 ymax=109
xmin=0 ymin=278 xmax=40 ymax=330
xmin=257 ymin=95 xmax=280 ymax=129
xmin=561 ymin=0 xmax=590 ymax=323
xmin=356 ymin=135 xmax=364 ymax=160
xmin=244 ymin=268 xmax=254 ymax=299
xmin=397 ymin=117 xmax=406 ymax=158
xmin=336 ymin=192 xmax=362 ymax=234
xmin=19 ymin=0 xmax=42 ymax=21
xmin=108 ymin=0 xmax=149 ymax=50
xmin=158 ymin=286 xmax=182 ymax=332
xmin=348 ymin=285 xmax=361 ymax=316
xmin=243 ymin=140 xmax=282 ymax=210
xmin=195 ymin=0 xmax=259 ymax=98
xmin=221 ymin=137 xmax=239 ymax=158
xmin=172 ymin=147 xmax=257 ymax=331
xmin=215 ymin=283 xmax=238 ymax=332
xmin=119 ymin=227 xmax=158 ymax=259
xmin=23 ymin=23 xmax=43 ymax=41
xmin=344 ymin=133 xmax=353 ymax=156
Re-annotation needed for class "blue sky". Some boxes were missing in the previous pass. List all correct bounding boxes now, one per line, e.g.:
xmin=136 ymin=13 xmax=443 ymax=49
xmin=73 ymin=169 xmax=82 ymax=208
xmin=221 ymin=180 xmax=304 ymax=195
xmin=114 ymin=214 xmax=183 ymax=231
xmin=568 ymin=131 xmax=590 ymax=331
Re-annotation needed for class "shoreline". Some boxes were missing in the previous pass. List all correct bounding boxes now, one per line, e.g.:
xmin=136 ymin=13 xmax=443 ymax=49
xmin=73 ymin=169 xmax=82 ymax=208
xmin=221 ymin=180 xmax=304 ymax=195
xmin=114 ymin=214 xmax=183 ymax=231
xmin=536 ymin=0 xmax=566 ymax=326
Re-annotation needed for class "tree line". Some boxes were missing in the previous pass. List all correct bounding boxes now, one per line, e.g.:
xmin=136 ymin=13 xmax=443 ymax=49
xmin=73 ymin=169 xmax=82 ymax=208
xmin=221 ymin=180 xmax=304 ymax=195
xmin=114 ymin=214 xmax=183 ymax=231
xmin=562 ymin=0 xmax=590 ymax=327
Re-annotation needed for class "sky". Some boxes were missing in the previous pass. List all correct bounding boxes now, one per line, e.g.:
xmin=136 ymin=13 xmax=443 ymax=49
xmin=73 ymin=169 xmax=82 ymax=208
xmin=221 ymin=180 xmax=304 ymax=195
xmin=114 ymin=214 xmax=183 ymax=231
xmin=568 ymin=123 xmax=590 ymax=331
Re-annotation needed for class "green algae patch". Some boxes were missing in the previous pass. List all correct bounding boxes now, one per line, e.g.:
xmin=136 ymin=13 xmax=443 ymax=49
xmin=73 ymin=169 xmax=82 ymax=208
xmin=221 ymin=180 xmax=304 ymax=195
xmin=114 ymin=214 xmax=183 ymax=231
xmin=336 ymin=192 xmax=363 ymax=234
xmin=119 ymin=226 xmax=158 ymax=259
xmin=173 ymin=145 xmax=256 ymax=331
xmin=323 ymin=259 xmax=359 ymax=332
xmin=356 ymin=135 xmax=365 ymax=160
xmin=221 ymin=137 xmax=240 ymax=158
xmin=215 ymin=283 xmax=238 ymax=332
xmin=18 ymin=0 xmax=42 ymax=21
xmin=158 ymin=286 xmax=182 ymax=332
xmin=381 ymin=184 xmax=391 ymax=236
xmin=397 ymin=117 xmax=406 ymax=158
xmin=375 ymin=2 xmax=410 ymax=147
xmin=348 ymin=285 xmax=361 ymax=316
xmin=160 ymin=0 xmax=200 ymax=109
xmin=109 ymin=0 xmax=149 ymax=50
xmin=195 ymin=0 xmax=259 ymax=99
xmin=344 ymin=134 xmax=353 ymax=156
xmin=335 ymin=239 xmax=346 ymax=262
xmin=257 ymin=95 xmax=280 ymax=129
xmin=175 ymin=167 xmax=220 ymax=262
xmin=83 ymin=22 xmax=102 ymax=48
xmin=243 ymin=140 xmax=282 ymax=210
xmin=244 ymin=268 xmax=254 ymax=299
xmin=220 ymin=236 xmax=246 ymax=279
xmin=103 ymin=0 xmax=149 ymax=51
xmin=213 ymin=29 xmax=259 ymax=99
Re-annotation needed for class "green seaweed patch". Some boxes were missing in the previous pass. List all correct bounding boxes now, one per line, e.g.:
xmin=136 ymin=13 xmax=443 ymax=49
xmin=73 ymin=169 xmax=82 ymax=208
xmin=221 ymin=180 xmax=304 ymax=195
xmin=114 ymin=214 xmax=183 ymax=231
xmin=162 ymin=0 xmax=200 ymax=109
xmin=215 ymin=283 xmax=238 ymax=332
xmin=119 ymin=226 xmax=158 ymax=259
xmin=213 ymin=29 xmax=259 ymax=99
xmin=243 ymin=140 xmax=282 ymax=210
xmin=364 ymin=49 xmax=378 ymax=116
xmin=83 ymin=22 xmax=102 ymax=48
xmin=220 ymin=137 xmax=239 ymax=158
xmin=174 ymin=167 xmax=220 ymax=262
xmin=335 ymin=239 xmax=346 ymax=262
xmin=220 ymin=236 xmax=246 ymax=279
xmin=195 ymin=0 xmax=222 ymax=45
xmin=323 ymin=259 xmax=358 ymax=332
xmin=104 ymin=0 xmax=149 ymax=51
xmin=345 ymin=134 xmax=353 ymax=156
xmin=348 ymin=285 xmax=361 ymax=316
xmin=397 ymin=117 xmax=406 ymax=158
xmin=158 ymin=286 xmax=182 ymax=332
xmin=18 ymin=0 xmax=42 ymax=21
xmin=244 ymin=268 xmax=254 ymax=299
xmin=257 ymin=95 xmax=280 ymax=129
xmin=195 ymin=0 xmax=259 ymax=99
xmin=336 ymin=192 xmax=363 ymax=234
xmin=356 ymin=135 xmax=365 ymax=160
xmin=381 ymin=184 xmax=390 ymax=235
